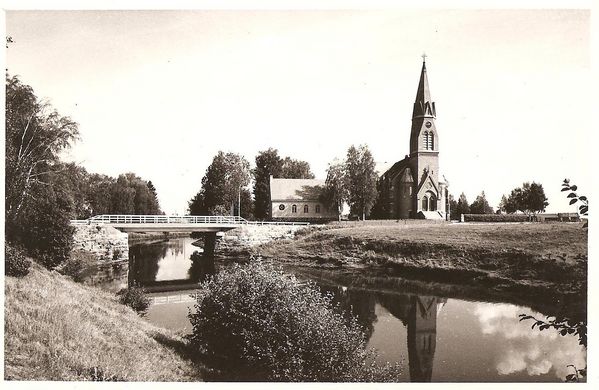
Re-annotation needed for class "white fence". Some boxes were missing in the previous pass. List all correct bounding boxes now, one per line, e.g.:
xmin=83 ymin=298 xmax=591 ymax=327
xmin=70 ymin=215 xmax=309 ymax=226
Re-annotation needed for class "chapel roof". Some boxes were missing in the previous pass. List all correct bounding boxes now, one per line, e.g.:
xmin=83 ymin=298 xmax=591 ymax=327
xmin=269 ymin=178 xmax=326 ymax=201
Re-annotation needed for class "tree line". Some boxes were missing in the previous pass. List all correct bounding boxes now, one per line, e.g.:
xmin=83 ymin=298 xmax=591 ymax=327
xmin=449 ymin=182 xmax=548 ymax=220
xmin=5 ymin=75 xmax=162 ymax=269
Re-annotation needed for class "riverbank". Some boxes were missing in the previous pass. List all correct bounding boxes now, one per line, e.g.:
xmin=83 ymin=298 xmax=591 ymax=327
xmin=257 ymin=222 xmax=587 ymax=299
xmin=4 ymin=261 xmax=203 ymax=381
xmin=128 ymin=231 xmax=190 ymax=242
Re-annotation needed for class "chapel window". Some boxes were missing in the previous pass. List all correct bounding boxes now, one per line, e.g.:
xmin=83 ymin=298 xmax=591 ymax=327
xmin=304 ymin=205 xmax=309 ymax=213
xmin=292 ymin=204 xmax=297 ymax=213
xmin=315 ymin=205 xmax=321 ymax=213
xmin=430 ymin=132 xmax=435 ymax=150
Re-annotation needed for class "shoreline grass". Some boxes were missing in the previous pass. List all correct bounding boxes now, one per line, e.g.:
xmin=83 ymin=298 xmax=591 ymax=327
xmin=256 ymin=222 xmax=587 ymax=297
xmin=4 ymin=261 xmax=203 ymax=381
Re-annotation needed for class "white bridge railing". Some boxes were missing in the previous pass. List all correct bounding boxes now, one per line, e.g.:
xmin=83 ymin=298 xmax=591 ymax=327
xmin=76 ymin=215 xmax=309 ymax=226
xmin=87 ymin=214 xmax=246 ymax=224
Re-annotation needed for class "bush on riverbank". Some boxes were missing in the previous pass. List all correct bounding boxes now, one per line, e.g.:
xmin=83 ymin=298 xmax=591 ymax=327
xmin=5 ymin=244 xmax=31 ymax=277
xmin=188 ymin=261 xmax=400 ymax=382
xmin=117 ymin=285 xmax=151 ymax=315
xmin=56 ymin=249 xmax=97 ymax=282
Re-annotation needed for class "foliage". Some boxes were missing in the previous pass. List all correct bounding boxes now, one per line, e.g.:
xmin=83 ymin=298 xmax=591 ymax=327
xmin=562 ymin=179 xmax=588 ymax=229
xmin=519 ymin=313 xmax=587 ymax=382
xmin=189 ymin=151 xmax=251 ymax=216
xmin=253 ymin=148 xmax=283 ymax=220
xmin=5 ymin=244 xmax=32 ymax=277
xmin=281 ymin=157 xmax=315 ymax=179
xmin=188 ymin=261 xmax=401 ymax=382
xmin=455 ymin=193 xmax=470 ymax=217
xmin=448 ymin=194 xmax=459 ymax=220
xmin=500 ymin=182 xmax=549 ymax=216
xmin=518 ymin=314 xmax=586 ymax=347
xmin=469 ymin=191 xmax=494 ymax=214
xmin=252 ymin=148 xmax=315 ymax=220
xmin=462 ymin=213 xmax=530 ymax=223
xmin=345 ymin=144 xmax=378 ymax=220
xmin=56 ymin=250 xmax=97 ymax=282
xmin=565 ymin=365 xmax=587 ymax=383
xmin=117 ymin=285 xmax=150 ymax=316
xmin=324 ymin=160 xmax=349 ymax=221
xmin=5 ymin=75 xmax=79 ymax=265
xmin=11 ymin=185 xmax=75 ymax=269
xmin=5 ymin=75 xmax=79 ymax=226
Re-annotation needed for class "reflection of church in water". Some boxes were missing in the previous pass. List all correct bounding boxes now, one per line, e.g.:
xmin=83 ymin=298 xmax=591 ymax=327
xmin=323 ymin=285 xmax=446 ymax=382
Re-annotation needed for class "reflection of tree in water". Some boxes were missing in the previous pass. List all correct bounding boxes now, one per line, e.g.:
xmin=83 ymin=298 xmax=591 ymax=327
xmin=128 ymin=241 xmax=169 ymax=286
xmin=188 ymin=250 xmax=216 ymax=283
xmin=319 ymin=285 xmax=377 ymax=342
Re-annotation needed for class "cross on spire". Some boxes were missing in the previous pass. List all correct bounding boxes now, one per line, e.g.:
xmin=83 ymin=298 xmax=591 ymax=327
xmin=421 ymin=52 xmax=427 ymax=62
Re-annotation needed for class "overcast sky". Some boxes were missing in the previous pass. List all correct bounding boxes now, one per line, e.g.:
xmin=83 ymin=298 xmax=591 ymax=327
xmin=6 ymin=8 xmax=591 ymax=214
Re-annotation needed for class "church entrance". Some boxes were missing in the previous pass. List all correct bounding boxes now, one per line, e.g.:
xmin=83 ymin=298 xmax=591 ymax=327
xmin=421 ymin=191 xmax=437 ymax=211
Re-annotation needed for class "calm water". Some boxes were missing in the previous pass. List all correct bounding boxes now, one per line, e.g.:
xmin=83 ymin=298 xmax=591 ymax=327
xmin=113 ymin=237 xmax=586 ymax=382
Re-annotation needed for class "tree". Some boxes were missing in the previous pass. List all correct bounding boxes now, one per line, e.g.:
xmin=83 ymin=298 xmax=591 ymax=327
xmin=281 ymin=157 xmax=315 ymax=179
xmin=324 ymin=160 xmax=349 ymax=221
xmin=345 ymin=145 xmax=378 ymax=220
xmin=455 ymin=193 xmax=470 ymax=218
xmin=448 ymin=194 xmax=459 ymax=220
xmin=470 ymin=191 xmax=494 ymax=214
xmin=501 ymin=182 xmax=549 ymax=217
xmin=253 ymin=148 xmax=283 ymax=220
xmin=189 ymin=152 xmax=251 ymax=216
xmin=5 ymin=75 xmax=79 ymax=225
xmin=5 ymin=75 xmax=78 ymax=267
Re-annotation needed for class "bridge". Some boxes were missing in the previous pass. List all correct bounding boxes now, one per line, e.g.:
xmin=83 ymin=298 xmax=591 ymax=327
xmin=71 ymin=214 xmax=308 ymax=233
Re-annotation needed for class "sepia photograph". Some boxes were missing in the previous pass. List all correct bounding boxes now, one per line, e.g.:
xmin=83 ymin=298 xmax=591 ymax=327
xmin=3 ymin=1 xmax=593 ymax=386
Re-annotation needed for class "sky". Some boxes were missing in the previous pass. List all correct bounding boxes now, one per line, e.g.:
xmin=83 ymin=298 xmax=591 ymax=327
xmin=5 ymin=7 xmax=592 ymax=214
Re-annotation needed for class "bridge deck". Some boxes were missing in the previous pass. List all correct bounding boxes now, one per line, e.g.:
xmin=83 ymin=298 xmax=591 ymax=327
xmin=70 ymin=214 xmax=309 ymax=233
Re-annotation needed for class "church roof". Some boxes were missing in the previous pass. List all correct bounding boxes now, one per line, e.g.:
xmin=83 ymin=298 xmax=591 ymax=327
xmin=415 ymin=61 xmax=431 ymax=105
xmin=412 ymin=60 xmax=436 ymax=118
xmin=269 ymin=178 xmax=326 ymax=201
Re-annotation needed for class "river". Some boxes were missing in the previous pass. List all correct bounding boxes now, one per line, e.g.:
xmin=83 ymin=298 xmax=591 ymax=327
xmin=101 ymin=236 xmax=586 ymax=382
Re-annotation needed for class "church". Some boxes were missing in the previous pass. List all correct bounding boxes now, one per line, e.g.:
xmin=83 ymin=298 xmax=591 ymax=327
xmin=375 ymin=58 xmax=449 ymax=220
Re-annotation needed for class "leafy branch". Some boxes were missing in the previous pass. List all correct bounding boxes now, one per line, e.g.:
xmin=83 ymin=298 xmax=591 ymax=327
xmin=561 ymin=179 xmax=588 ymax=229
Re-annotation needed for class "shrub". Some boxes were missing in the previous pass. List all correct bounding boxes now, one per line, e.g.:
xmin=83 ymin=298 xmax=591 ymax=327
xmin=116 ymin=285 xmax=150 ymax=315
xmin=5 ymin=244 xmax=32 ymax=277
xmin=462 ymin=213 xmax=530 ymax=222
xmin=188 ymin=260 xmax=400 ymax=382
xmin=56 ymin=250 xmax=97 ymax=282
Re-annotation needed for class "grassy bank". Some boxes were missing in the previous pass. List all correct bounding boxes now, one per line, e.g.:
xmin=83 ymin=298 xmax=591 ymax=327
xmin=257 ymin=222 xmax=587 ymax=297
xmin=4 ymin=262 xmax=202 ymax=381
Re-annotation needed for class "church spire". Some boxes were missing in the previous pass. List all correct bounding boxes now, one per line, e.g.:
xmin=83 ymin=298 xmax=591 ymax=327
xmin=412 ymin=55 xmax=436 ymax=118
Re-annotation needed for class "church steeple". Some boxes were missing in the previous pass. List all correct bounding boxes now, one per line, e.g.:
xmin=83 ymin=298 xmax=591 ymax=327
xmin=412 ymin=56 xmax=436 ymax=119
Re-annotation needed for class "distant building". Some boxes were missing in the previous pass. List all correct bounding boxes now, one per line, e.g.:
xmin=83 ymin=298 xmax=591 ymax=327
xmin=269 ymin=176 xmax=337 ymax=222
xmin=375 ymin=58 xmax=449 ymax=220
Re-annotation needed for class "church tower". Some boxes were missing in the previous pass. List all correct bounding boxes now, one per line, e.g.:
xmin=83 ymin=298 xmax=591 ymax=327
xmin=374 ymin=56 xmax=448 ymax=220
xmin=408 ymin=57 xmax=446 ymax=217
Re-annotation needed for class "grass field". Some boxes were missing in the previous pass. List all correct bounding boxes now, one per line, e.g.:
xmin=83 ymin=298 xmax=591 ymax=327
xmin=4 ymin=262 xmax=203 ymax=381
xmin=257 ymin=222 xmax=587 ymax=296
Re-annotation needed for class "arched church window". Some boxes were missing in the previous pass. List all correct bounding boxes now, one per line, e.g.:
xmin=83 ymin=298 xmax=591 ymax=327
xmin=423 ymin=132 xmax=429 ymax=150
xmin=315 ymin=205 xmax=321 ymax=213
xmin=430 ymin=132 xmax=434 ymax=150
xmin=303 ymin=205 xmax=309 ymax=213
xmin=292 ymin=204 xmax=297 ymax=213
